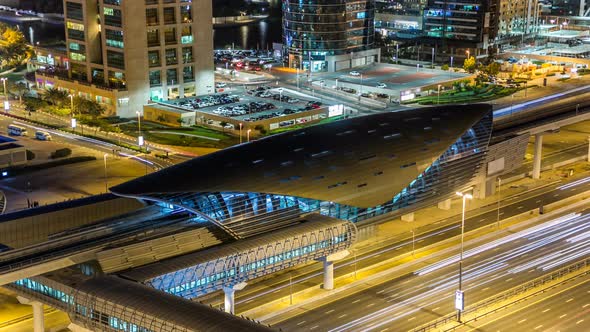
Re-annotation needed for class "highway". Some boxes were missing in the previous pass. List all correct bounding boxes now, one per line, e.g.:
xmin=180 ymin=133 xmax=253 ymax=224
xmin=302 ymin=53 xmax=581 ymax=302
xmin=454 ymin=275 xmax=590 ymax=332
xmin=200 ymin=173 xmax=590 ymax=314
xmin=275 ymin=209 xmax=590 ymax=331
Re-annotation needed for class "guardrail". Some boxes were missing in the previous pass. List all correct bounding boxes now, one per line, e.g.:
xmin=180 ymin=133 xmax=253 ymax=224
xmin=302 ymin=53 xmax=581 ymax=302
xmin=411 ymin=257 xmax=590 ymax=332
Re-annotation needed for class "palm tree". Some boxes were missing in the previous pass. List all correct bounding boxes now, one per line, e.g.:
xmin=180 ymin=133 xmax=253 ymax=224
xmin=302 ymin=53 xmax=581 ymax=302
xmin=9 ymin=82 xmax=28 ymax=103
xmin=42 ymin=88 xmax=68 ymax=107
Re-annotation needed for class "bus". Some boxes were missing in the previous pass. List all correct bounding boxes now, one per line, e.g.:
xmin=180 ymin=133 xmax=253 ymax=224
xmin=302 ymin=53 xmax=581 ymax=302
xmin=7 ymin=124 xmax=28 ymax=136
xmin=35 ymin=131 xmax=52 ymax=141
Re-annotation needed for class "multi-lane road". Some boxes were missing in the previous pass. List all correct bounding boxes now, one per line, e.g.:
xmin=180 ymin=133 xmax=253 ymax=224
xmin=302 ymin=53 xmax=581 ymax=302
xmin=454 ymin=275 xmax=590 ymax=332
xmin=275 ymin=210 xmax=590 ymax=331
xmin=200 ymin=173 xmax=590 ymax=315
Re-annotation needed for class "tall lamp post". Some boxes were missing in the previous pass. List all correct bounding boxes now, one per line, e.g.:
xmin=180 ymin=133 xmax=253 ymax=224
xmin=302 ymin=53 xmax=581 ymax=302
xmin=103 ymin=153 xmax=108 ymax=193
xmin=437 ymin=84 xmax=442 ymax=104
xmin=68 ymin=94 xmax=75 ymax=129
xmin=455 ymin=191 xmax=473 ymax=322
xmin=247 ymin=129 xmax=251 ymax=142
xmin=1 ymin=77 xmax=7 ymax=102
xmin=239 ymin=123 xmax=243 ymax=144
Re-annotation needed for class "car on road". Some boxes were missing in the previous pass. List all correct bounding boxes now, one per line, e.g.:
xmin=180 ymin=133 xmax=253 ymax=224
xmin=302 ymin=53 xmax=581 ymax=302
xmin=215 ymin=82 xmax=227 ymax=88
xmin=35 ymin=131 xmax=52 ymax=141
xmin=376 ymin=82 xmax=387 ymax=89
xmin=349 ymin=71 xmax=361 ymax=76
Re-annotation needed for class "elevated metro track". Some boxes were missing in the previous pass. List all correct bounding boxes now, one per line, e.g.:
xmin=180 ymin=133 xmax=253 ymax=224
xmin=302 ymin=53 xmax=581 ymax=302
xmin=492 ymin=86 xmax=590 ymax=140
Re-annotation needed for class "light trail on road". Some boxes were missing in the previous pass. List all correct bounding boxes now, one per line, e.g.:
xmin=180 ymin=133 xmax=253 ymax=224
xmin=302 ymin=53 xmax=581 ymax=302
xmin=278 ymin=210 xmax=590 ymax=332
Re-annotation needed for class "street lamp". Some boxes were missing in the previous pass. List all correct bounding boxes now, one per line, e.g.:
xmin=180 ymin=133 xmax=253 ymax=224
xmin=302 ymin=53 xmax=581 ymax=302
xmin=103 ymin=153 xmax=108 ymax=193
xmin=1 ymin=77 xmax=7 ymax=102
xmin=437 ymin=84 xmax=442 ymax=104
xmin=455 ymin=191 xmax=473 ymax=322
xmin=247 ymin=129 xmax=251 ymax=142
xmin=239 ymin=122 xmax=243 ymax=144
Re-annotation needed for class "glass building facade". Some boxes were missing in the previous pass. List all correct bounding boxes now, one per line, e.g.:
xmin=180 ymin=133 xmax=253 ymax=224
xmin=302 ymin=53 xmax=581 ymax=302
xmin=283 ymin=0 xmax=376 ymax=71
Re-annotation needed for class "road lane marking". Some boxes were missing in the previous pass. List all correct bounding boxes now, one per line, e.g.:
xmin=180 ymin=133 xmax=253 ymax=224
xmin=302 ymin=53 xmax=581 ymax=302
xmin=325 ymin=309 xmax=335 ymax=314
xmin=560 ymin=314 xmax=567 ymax=319
xmin=479 ymin=218 xmax=486 ymax=222
xmin=408 ymin=317 xmax=416 ymax=321
xmin=542 ymin=308 xmax=551 ymax=313
xmin=577 ymin=320 xmax=584 ymax=324
xmin=310 ymin=326 xmax=319 ymax=330
xmin=297 ymin=321 xmax=306 ymax=326
xmin=583 ymin=304 xmax=590 ymax=308
xmin=273 ymin=289 xmax=281 ymax=293
xmin=432 ymin=307 xmax=439 ymax=311
xmin=534 ymin=325 xmax=543 ymax=330
xmin=566 ymin=298 xmax=574 ymax=303
xmin=536 ymin=200 xmax=542 ymax=203
xmin=338 ymin=314 xmax=347 ymax=319
xmin=517 ymin=206 xmax=523 ymax=209
xmin=380 ymin=329 xmax=389 ymax=332
xmin=518 ymin=319 xmax=527 ymax=324
xmin=506 ymin=278 xmax=513 ymax=282
xmin=352 ymin=299 xmax=361 ymax=304
xmin=367 ymin=303 xmax=376 ymax=307
xmin=482 ymin=287 xmax=490 ymax=291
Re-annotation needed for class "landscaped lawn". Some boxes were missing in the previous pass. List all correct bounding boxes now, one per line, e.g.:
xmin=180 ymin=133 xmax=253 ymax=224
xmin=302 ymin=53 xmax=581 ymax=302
xmin=406 ymin=85 xmax=523 ymax=105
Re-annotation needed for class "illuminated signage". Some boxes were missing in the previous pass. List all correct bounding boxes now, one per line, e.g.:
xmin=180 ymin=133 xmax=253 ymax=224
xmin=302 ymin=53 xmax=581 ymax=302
xmin=328 ymin=104 xmax=344 ymax=117
xmin=455 ymin=290 xmax=464 ymax=311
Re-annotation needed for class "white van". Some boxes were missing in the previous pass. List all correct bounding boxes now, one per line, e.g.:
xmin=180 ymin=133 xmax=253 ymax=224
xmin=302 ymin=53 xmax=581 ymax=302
xmin=35 ymin=131 xmax=52 ymax=141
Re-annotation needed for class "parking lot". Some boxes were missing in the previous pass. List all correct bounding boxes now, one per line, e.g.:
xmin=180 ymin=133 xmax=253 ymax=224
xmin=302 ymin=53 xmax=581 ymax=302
xmin=162 ymin=85 xmax=329 ymax=129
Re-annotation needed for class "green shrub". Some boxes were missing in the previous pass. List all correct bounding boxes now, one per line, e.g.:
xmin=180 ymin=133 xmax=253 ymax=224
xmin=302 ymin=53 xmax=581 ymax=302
xmin=441 ymin=64 xmax=449 ymax=71
xmin=50 ymin=148 xmax=72 ymax=159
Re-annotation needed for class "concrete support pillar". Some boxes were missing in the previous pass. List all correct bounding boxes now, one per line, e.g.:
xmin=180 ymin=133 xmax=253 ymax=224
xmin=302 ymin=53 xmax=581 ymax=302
xmin=17 ymin=296 xmax=44 ymax=332
xmin=437 ymin=199 xmax=451 ymax=210
xmin=322 ymin=260 xmax=334 ymax=290
xmin=533 ymin=133 xmax=543 ymax=180
xmin=223 ymin=287 xmax=235 ymax=314
xmin=222 ymin=282 xmax=247 ymax=314
xmin=401 ymin=213 xmax=414 ymax=222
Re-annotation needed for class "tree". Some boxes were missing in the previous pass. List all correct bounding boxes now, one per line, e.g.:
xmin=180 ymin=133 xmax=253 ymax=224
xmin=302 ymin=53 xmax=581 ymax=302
xmin=23 ymin=96 xmax=47 ymax=112
xmin=73 ymin=97 xmax=104 ymax=119
xmin=0 ymin=27 xmax=28 ymax=67
xmin=463 ymin=56 xmax=476 ymax=73
xmin=43 ymin=88 xmax=68 ymax=107
xmin=484 ymin=62 xmax=500 ymax=76
xmin=219 ymin=121 xmax=228 ymax=132
xmin=9 ymin=82 xmax=28 ymax=102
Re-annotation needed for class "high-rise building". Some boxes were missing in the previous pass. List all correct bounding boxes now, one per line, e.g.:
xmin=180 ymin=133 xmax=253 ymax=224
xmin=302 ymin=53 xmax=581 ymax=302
xmin=551 ymin=0 xmax=589 ymax=16
xmin=36 ymin=0 xmax=214 ymax=117
xmin=497 ymin=0 xmax=540 ymax=38
xmin=423 ymin=0 xmax=498 ymax=55
xmin=282 ymin=0 xmax=381 ymax=72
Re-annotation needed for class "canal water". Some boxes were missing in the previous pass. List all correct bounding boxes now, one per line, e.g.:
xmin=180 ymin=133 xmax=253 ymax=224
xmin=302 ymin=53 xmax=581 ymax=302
xmin=213 ymin=0 xmax=282 ymax=50
xmin=0 ymin=0 xmax=282 ymax=50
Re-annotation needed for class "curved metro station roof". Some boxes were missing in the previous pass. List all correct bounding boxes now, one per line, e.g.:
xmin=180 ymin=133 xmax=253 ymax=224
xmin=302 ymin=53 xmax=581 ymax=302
xmin=111 ymin=104 xmax=492 ymax=208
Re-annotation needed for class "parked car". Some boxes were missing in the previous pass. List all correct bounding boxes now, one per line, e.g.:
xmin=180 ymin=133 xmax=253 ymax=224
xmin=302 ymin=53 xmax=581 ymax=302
xmin=349 ymin=71 xmax=361 ymax=76
xmin=376 ymin=82 xmax=387 ymax=89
